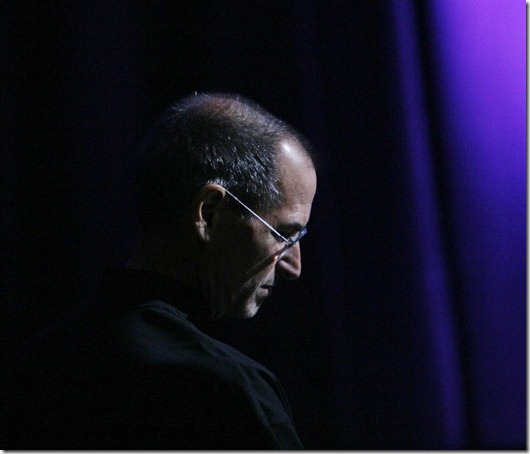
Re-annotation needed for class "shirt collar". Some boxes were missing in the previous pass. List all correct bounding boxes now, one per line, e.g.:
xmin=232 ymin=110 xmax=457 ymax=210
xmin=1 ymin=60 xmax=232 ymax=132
xmin=101 ymin=266 xmax=209 ymax=320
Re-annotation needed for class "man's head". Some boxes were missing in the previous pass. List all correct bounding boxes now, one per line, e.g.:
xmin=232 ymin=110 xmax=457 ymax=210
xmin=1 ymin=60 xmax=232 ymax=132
xmin=132 ymin=93 xmax=317 ymax=319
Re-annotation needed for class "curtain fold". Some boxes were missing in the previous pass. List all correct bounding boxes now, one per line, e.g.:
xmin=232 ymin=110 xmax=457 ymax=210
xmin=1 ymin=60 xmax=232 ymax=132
xmin=2 ymin=0 xmax=525 ymax=449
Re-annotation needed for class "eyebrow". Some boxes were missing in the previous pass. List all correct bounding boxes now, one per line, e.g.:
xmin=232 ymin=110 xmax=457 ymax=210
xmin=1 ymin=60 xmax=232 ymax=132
xmin=276 ymin=222 xmax=305 ymax=232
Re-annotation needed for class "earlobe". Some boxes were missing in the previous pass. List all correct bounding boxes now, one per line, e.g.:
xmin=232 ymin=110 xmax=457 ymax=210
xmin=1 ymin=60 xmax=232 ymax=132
xmin=195 ymin=217 xmax=209 ymax=242
xmin=191 ymin=185 xmax=226 ymax=243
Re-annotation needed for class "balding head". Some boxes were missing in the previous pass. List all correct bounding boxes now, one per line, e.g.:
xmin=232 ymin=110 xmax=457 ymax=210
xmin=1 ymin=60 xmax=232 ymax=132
xmin=134 ymin=93 xmax=314 ymax=233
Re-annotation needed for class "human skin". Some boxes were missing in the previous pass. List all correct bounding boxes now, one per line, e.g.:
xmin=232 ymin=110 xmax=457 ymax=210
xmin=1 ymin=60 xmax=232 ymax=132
xmin=192 ymin=139 xmax=317 ymax=319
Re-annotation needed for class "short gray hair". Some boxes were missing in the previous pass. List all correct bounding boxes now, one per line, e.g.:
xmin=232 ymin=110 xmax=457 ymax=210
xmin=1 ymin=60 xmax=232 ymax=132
xmin=135 ymin=92 xmax=313 ymax=232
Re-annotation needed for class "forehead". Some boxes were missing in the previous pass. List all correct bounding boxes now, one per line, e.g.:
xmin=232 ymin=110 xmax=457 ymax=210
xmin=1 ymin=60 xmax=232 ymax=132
xmin=269 ymin=140 xmax=317 ymax=224
xmin=278 ymin=140 xmax=316 ymax=197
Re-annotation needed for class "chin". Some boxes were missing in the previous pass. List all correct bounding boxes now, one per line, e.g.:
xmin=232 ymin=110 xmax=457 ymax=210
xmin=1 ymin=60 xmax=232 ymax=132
xmin=227 ymin=285 xmax=266 ymax=319
xmin=229 ymin=298 xmax=262 ymax=319
xmin=243 ymin=302 xmax=261 ymax=318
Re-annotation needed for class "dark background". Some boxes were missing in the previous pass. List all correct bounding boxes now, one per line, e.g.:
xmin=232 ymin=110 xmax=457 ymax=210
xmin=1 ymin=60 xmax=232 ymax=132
xmin=2 ymin=1 xmax=525 ymax=449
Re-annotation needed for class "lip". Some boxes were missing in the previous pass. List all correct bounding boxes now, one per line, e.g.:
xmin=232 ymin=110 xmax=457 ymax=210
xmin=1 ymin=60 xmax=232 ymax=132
xmin=259 ymin=285 xmax=274 ymax=296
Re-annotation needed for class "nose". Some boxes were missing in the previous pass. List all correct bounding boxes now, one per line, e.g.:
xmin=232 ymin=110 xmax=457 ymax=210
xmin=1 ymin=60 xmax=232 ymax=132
xmin=275 ymin=243 xmax=302 ymax=280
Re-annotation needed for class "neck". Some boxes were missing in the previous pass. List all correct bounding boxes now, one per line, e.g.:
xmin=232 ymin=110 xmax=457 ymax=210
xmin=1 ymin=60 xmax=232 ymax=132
xmin=127 ymin=231 xmax=220 ymax=318
xmin=126 ymin=232 xmax=191 ymax=284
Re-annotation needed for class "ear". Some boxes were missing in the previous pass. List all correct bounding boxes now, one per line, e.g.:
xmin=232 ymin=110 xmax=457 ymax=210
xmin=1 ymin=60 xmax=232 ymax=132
xmin=191 ymin=184 xmax=227 ymax=243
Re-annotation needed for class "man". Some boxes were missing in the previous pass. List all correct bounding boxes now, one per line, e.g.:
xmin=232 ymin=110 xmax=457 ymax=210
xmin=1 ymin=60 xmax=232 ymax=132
xmin=4 ymin=93 xmax=317 ymax=449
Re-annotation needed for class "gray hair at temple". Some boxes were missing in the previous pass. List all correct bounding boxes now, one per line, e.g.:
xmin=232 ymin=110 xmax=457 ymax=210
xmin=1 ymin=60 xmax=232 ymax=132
xmin=134 ymin=92 xmax=314 ymax=233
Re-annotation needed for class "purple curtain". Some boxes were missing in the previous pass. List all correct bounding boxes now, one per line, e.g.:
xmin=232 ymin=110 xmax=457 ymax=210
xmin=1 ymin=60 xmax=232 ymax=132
xmin=2 ymin=0 xmax=525 ymax=449
xmin=421 ymin=0 xmax=526 ymax=447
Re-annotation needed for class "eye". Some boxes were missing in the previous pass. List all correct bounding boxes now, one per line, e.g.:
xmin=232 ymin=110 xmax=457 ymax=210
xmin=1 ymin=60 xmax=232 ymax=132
xmin=272 ymin=225 xmax=307 ymax=244
xmin=270 ymin=231 xmax=287 ymax=243
xmin=278 ymin=230 xmax=296 ymax=240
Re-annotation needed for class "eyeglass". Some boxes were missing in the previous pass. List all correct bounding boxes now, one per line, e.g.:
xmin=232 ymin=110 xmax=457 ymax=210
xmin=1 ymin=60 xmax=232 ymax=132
xmin=221 ymin=186 xmax=307 ymax=249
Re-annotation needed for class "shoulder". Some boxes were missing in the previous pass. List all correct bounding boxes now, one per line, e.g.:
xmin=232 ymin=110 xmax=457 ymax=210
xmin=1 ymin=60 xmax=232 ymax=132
xmin=112 ymin=300 xmax=278 ymax=383
xmin=7 ymin=298 xmax=302 ymax=449
xmin=110 ymin=300 xmax=292 ymax=419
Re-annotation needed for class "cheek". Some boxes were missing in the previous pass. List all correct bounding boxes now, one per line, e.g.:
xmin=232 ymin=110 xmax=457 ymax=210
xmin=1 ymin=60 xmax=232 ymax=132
xmin=235 ymin=226 xmax=276 ymax=268
xmin=242 ymin=240 xmax=280 ymax=281
xmin=215 ymin=221 xmax=278 ymax=284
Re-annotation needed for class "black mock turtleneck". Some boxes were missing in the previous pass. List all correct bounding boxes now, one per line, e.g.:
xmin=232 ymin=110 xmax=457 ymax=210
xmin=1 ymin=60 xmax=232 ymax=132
xmin=3 ymin=267 xmax=304 ymax=450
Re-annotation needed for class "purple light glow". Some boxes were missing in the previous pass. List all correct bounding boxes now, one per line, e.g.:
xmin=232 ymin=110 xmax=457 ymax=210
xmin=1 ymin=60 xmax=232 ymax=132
xmin=428 ymin=0 xmax=526 ymax=447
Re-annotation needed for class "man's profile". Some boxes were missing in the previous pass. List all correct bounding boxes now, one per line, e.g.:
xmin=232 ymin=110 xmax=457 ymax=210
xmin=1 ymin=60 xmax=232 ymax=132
xmin=4 ymin=93 xmax=317 ymax=449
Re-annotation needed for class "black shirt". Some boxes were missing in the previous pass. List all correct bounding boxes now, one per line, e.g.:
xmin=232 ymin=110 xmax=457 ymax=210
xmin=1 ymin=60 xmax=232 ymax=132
xmin=4 ymin=268 xmax=304 ymax=449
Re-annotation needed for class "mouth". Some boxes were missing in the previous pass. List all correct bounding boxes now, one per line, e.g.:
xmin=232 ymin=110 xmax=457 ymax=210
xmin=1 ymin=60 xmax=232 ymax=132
xmin=260 ymin=284 xmax=274 ymax=296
